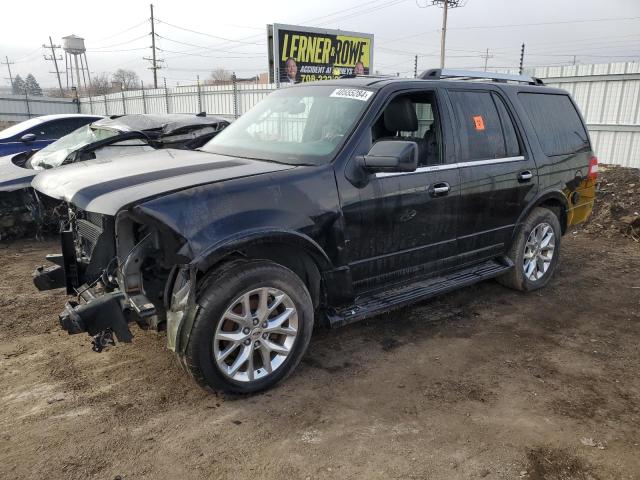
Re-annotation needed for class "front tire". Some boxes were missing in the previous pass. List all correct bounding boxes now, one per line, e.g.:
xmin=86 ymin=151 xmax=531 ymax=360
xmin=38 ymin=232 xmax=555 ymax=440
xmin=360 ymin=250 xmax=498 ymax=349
xmin=498 ymin=207 xmax=561 ymax=292
xmin=184 ymin=260 xmax=314 ymax=394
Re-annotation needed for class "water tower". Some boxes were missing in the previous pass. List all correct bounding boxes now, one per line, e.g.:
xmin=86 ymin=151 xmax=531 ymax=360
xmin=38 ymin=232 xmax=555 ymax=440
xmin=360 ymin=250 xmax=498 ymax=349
xmin=62 ymin=35 xmax=91 ymax=92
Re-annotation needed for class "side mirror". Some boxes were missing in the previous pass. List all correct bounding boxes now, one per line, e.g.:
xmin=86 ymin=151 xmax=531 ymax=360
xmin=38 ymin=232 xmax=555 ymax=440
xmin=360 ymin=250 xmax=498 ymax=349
xmin=20 ymin=133 xmax=36 ymax=143
xmin=357 ymin=140 xmax=418 ymax=173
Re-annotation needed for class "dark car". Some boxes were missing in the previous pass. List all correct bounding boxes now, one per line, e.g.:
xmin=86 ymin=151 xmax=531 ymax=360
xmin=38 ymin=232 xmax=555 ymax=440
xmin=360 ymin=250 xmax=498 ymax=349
xmin=33 ymin=70 xmax=597 ymax=394
xmin=0 ymin=113 xmax=229 ymax=239
xmin=0 ymin=114 xmax=102 ymax=157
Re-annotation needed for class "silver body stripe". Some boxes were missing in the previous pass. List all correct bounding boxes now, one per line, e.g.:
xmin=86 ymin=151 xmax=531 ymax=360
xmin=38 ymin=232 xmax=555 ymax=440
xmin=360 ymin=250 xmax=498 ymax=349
xmin=375 ymin=156 xmax=525 ymax=178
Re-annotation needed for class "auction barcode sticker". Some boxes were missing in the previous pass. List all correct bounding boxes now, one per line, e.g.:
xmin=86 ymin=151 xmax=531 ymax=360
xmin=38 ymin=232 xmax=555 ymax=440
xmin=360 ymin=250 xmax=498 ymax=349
xmin=330 ymin=88 xmax=374 ymax=101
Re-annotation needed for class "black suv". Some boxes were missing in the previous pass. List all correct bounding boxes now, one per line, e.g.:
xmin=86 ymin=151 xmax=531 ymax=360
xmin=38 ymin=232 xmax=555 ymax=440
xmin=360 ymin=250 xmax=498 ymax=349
xmin=33 ymin=69 xmax=598 ymax=394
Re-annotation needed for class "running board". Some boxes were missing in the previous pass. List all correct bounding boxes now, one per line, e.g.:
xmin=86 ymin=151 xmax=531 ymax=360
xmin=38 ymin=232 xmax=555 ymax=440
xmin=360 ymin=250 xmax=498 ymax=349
xmin=327 ymin=258 xmax=513 ymax=328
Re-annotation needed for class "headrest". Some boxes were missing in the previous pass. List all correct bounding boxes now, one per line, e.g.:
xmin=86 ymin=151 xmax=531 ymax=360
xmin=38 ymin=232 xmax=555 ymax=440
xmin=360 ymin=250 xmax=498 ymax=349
xmin=384 ymin=97 xmax=418 ymax=132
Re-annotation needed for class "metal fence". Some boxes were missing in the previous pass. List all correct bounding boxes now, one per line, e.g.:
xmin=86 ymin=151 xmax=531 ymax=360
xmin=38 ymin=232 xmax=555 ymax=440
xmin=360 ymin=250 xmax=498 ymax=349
xmin=0 ymin=94 xmax=78 ymax=122
xmin=79 ymin=82 xmax=277 ymax=121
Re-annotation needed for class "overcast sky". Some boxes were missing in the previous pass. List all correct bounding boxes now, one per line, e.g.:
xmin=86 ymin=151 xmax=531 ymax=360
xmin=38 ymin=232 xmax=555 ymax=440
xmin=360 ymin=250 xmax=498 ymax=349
xmin=1 ymin=0 xmax=639 ymax=88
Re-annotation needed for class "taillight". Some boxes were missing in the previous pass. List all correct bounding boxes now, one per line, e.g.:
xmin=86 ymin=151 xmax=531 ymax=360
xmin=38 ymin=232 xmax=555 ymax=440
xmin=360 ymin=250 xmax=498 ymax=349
xmin=587 ymin=156 xmax=598 ymax=180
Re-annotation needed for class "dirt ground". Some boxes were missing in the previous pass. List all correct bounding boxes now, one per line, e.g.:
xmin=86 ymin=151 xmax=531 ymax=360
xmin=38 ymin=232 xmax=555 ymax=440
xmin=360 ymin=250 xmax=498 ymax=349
xmin=0 ymin=230 xmax=637 ymax=480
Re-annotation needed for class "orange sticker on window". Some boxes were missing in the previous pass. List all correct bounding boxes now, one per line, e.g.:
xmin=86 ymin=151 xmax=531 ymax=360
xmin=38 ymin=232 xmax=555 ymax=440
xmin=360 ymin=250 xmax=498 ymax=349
xmin=473 ymin=115 xmax=485 ymax=131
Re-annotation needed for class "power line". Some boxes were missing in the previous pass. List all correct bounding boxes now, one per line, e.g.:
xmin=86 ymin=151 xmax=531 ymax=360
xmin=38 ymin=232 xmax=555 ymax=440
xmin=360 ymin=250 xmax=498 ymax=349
xmin=156 ymin=47 xmax=263 ymax=59
xmin=13 ymin=47 xmax=44 ymax=63
xmin=382 ymin=17 xmax=640 ymax=48
xmin=87 ymin=33 xmax=149 ymax=51
xmin=301 ymin=0 xmax=402 ymax=25
xmin=155 ymin=18 xmax=263 ymax=45
xmin=313 ymin=0 xmax=410 ymax=26
xmin=89 ymin=47 xmax=149 ymax=53
xmin=447 ymin=15 xmax=640 ymax=31
xmin=155 ymin=34 xmax=263 ymax=55
xmin=91 ymin=19 xmax=149 ymax=44
xmin=485 ymin=33 xmax=640 ymax=53
xmin=157 ymin=0 xmax=409 ymax=56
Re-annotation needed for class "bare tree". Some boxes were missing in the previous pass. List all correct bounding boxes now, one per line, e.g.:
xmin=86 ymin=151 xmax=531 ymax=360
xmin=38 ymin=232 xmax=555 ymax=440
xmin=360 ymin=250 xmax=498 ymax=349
xmin=112 ymin=69 xmax=140 ymax=90
xmin=87 ymin=73 xmax=114 ymax=95
xmin=209 ymin=68 xmax=232 ymax=84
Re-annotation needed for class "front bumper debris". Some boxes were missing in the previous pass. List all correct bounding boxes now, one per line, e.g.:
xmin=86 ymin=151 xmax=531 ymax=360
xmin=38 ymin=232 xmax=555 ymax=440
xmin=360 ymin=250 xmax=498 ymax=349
xmin=59 ymin=291 xmax=134 ymax=352
xmin=33 ymin=264 xmax=66 ymax=291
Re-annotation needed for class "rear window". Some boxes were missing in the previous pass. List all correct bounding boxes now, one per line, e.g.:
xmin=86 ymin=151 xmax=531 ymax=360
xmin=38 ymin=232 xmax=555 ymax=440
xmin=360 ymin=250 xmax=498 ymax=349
xmin=518 ymin=93 xmax=589 ymax=157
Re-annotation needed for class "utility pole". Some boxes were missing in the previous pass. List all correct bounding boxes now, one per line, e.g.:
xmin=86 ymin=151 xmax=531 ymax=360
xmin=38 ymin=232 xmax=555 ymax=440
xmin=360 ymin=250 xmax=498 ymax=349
xmin=481 ymin=48 xmax=494 ymax=71
xmin=432 ymin=1 xmax=465 ymax=69
xmin=414 ymin=55 xmax=418 ymax=78
xmin=518 ymin=43 xmax=525 ymax=75
xmin=150 ymin=4 xmax=157 ymax=88
xmin=143 ymin=4 xmax=163 ymax=88
xmin=43 ymin=36 xmax=64 ymax=96
xmin=1 ymin=56 xmax=14 ymax=90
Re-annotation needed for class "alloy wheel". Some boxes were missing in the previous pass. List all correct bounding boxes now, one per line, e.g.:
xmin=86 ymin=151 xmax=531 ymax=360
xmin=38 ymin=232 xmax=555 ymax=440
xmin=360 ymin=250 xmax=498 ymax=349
xmin=523 ymin=222 xmax=555 ymax=281
xmin=213 ymin=287 xmax=298 ymax=382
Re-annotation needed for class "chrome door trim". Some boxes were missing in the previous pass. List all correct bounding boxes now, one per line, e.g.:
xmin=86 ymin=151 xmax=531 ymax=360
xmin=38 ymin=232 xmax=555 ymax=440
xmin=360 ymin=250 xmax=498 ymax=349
xmin=375 ymin=156 xmax=525 ymax=178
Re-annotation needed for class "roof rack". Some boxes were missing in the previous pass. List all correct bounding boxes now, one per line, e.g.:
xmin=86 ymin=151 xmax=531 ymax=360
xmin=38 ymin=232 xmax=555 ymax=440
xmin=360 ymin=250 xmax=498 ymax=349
xmin=418 ymin=68 xmax=544 ymax=86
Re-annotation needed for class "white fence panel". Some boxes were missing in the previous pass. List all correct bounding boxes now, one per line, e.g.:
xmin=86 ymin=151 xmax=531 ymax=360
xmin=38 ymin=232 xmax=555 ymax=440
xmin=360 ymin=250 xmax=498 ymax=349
xmin=0 ymin=94 xmax=77 ymax=121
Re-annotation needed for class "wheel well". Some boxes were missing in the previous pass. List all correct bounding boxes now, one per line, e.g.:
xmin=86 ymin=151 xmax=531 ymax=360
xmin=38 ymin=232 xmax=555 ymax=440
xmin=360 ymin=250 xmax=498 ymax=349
xmin=537 ymin=198 xmax=567 ymax=235
xmin=199 ymin=242 xmax=323 ymax=309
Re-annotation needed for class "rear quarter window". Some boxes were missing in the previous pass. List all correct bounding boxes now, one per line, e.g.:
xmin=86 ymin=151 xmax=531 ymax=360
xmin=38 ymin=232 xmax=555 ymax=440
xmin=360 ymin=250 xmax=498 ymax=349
xmin=518 ymin=93 xmax=589 ymax=157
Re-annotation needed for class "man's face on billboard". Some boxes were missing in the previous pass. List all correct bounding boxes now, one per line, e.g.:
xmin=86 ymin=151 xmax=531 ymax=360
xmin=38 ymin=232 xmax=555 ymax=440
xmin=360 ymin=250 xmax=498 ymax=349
xmin=354 ymin=62 xmax=365 ymax=75
xmin=286 ymin=59 xmax=297 ymax=79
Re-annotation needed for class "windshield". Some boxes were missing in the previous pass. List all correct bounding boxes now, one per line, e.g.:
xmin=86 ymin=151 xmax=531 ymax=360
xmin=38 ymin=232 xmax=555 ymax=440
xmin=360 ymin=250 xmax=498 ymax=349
xmin=0 ymin=118 xmax=45 ymax=139
xmin=30 ymin=125 xmax=120 ymax=170
xmin=201 ymin=85 xmax=374 ymax=165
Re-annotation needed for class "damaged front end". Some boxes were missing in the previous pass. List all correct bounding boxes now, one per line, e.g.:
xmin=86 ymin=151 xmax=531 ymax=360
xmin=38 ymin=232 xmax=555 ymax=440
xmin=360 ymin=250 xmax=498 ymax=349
xmin=34 ymin=205 xmax=191 ymax=353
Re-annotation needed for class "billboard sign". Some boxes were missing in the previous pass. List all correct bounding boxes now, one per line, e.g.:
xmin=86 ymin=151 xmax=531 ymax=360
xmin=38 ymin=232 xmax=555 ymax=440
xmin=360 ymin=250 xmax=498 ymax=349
xmin=268 ymin=24 xmax=374 ymax=84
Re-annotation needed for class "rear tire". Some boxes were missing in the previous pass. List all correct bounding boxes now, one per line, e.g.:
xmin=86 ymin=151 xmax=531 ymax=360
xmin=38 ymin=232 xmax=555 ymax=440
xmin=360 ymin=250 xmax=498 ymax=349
xmin=497 ymin=207 xmax=561 ymax=292
xmin=185 ymin=260 xmax=314 ymax=394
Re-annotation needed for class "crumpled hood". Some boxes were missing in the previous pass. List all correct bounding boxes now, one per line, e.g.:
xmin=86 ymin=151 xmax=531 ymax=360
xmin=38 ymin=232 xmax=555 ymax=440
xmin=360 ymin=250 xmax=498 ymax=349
xmin=0 ymin=154 xmax=36 ymax=192
xmin=32 ymin=148 xmax=295 ymax=215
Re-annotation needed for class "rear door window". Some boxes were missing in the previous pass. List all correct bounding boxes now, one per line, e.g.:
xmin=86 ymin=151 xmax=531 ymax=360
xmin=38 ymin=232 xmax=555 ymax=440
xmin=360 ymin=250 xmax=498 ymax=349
xmin=449 ymin=90 xmax=506 ymax=161
xmin=518 ymin=93 xmax=589 ymax=156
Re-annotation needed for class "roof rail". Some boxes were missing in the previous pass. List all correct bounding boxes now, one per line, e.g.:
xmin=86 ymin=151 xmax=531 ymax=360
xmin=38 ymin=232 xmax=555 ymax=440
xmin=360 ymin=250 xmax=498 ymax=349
xmin=339 ymin=73 xmax=398 ymax=80
xmin=418 ymin=68 xmax=544 ymax=86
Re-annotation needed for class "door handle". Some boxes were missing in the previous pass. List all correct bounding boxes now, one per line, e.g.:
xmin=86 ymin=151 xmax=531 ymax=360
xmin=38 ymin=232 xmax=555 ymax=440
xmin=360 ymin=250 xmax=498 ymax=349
xmin=518 ymin=170 xmax=533 ymax=182
xmin=430 ymin=182 xmax=450 ymax=197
